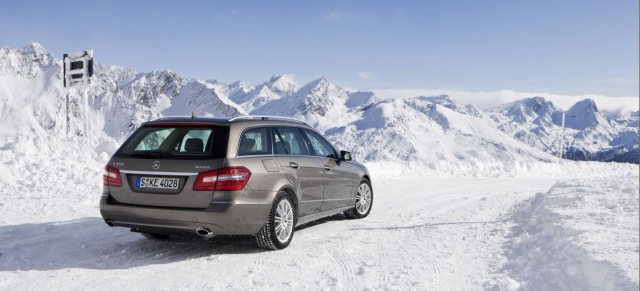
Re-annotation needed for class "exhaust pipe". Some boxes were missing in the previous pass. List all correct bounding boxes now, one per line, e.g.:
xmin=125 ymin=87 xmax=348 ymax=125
xmin=195 ymin=226 xmax=213 ymax=237
xmin=105 ymin=220 xmax=115 ymax=227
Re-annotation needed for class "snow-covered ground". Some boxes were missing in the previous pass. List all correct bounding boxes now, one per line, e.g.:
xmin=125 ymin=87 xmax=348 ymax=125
xmin=504 ymin=175 xmax=639 ymax=290
xmin=1 ymin=169 xmax=637 ymax=290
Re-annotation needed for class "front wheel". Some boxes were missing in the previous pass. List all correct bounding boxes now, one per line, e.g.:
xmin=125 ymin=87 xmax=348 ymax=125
xmin=344 ymin=179 xmax=373 ymax=219
xmin=255 ymin=192 xmax=295 ymax=250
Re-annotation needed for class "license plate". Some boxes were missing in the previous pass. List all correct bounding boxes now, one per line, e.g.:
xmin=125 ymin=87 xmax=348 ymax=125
xmin=136 ymin=177 xmax=180 ymax=189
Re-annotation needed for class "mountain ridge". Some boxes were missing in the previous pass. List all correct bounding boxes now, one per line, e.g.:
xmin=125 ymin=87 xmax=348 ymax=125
xmin=0 ymin=43 xmax=637 ymax=164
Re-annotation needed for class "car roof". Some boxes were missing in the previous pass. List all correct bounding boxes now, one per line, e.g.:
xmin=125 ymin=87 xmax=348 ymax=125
xmin=143 ymin=116 xmax=309 ymax=127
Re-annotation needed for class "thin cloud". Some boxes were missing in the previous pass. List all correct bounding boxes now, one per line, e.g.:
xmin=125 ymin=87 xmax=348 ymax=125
xmin=598 ymin=77 xmax=639 ymax=86
xmin=213 ymin=10 xmax=238 ymax=20
xmin=280 ymin=74 xmax=299 ymax=87
xmin=325 ymin=9 xmax=345 ymax=21
xmin=357 ymin=71 xmax=374 ymax=80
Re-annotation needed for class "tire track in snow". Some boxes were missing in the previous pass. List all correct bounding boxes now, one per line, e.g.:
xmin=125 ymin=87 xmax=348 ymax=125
xmin=375 ymin=242 xmax=392 ymax=286
xmin=326 ymin=244 xmax=358 ymax=287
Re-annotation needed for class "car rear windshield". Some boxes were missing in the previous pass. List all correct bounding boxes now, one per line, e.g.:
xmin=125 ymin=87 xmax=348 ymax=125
xmin=116 ymin=125 xmax=229 ymax=160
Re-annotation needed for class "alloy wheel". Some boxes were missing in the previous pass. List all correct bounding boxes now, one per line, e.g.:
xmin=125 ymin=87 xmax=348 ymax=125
xmin=355 ymin=183 xmax=372 ymax=215
xmin=274 ymin=199 xmax=294 ymax=243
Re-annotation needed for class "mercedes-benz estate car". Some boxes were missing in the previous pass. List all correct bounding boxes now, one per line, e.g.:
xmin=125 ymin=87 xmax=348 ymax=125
xmin=100 ymin=116 xmax=373 ymax=250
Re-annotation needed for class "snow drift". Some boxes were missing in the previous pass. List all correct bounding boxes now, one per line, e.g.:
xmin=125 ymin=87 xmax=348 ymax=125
xmin=504 ymin=176 xmax=639 ymax=290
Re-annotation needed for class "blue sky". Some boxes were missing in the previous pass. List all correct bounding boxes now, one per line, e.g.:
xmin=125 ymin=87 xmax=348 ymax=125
xmin=1 ymin=0 xmax=638 ymax=97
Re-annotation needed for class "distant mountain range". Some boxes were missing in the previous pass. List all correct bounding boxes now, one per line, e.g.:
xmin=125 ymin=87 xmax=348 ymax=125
xmin=0 ymin=43 xmax=637 ymax=164
xmin=488 ymin=97 xmax=638 ymax=163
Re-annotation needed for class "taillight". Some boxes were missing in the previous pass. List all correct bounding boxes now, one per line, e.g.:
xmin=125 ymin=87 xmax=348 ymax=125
xmin=103 ymin=165 xmax=122 ymax=187
xmin=192 ymin=169 xmax=219 ymax=191
xmin=216 ymin=167 xmax=252 ymax=191
xmin=192 ymin=167 xmax=251 ymax=191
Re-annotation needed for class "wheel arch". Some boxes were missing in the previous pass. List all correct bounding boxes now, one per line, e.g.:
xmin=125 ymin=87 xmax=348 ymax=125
xmin=277 ymin=185 xmax=299 ymax=220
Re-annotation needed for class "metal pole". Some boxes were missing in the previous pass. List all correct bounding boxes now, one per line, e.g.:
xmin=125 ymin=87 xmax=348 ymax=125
xmin=558 ymin=112 xmax=566 ymax=162
xmin=63 ymin=54 xmax=69 ymax=138
xmin=66 ymin=90 xmax=70 ymax=138
xmin=84 ymin=89 xmax=89 ymax=138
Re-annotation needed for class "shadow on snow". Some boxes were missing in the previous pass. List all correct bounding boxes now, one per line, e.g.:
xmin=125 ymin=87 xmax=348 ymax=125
xmin=0 ymin=215 xmax=347 ymax=271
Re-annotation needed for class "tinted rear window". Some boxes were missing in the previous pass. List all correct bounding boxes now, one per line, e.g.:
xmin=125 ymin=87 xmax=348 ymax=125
xmin=116 ymin=125 xmax=229 ymax=160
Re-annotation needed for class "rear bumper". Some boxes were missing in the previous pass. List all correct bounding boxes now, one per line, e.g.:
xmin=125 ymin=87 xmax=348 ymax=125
xmin=99 ymin=195 xmax=272 ymax=235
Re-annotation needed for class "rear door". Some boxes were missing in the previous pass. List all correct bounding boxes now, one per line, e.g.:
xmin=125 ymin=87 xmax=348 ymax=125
xmin=301 ymin=128 xmax=354 ymax=211
xmin=107 ymin=124 xmax=228 ymax=209
xmin=272 ymin=126 xmax=324 ymax=216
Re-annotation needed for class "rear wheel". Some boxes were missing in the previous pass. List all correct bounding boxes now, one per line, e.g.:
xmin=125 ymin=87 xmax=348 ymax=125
xmin=140 ymin=232 xmax=170 ymax=240
xmin=255 ymin=192 xmax=295 ymax=250
xmin=344 ymin=179 xmax=373 ymax=219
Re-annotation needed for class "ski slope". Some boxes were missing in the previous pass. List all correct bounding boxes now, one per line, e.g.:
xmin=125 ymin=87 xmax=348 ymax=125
xmin=1 ymin=175 xmax=637 ymax=290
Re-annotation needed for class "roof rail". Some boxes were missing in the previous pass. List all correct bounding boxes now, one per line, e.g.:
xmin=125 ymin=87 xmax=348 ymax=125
xmin=229 ymin=115 xmax=309 ymax=125
xmin=155 ymin=116 xmax=193 ymax=120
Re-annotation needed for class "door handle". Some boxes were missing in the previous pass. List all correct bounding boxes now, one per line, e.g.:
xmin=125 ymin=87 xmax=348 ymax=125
xmin=324 ymin=165 xmax=331 ymax=171
xmin=289 ymin=162 xmax=300 ymax=169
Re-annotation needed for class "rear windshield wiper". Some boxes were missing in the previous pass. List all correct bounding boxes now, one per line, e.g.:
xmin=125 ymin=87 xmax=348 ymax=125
xmin=129 ymin=152 xmax=165 ymax=159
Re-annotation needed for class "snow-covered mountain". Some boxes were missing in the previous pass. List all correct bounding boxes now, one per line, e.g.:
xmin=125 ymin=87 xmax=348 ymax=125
xmin=228 ymin=74 xmax=298 ymax=112
xmin=488 ymin=97 xmax=565 ymax=151
xmin=345 ymin=91 xmax=380 ymax=108
xmin=488 ymin=97 xmax=639 ymax=163
xmin=407 ymin=95 xmax=484 ymax=118
xmin=326 ymin=98 xmax=552 ymax=167
xmin=121 ymin=70 xmax=245 ymax=119
xmin=0 ymin=43 xmax=246 ymax=141
xmin=0 ymin=43 xmax=637 ymax=171
xmin=252 ymin=77 xmax=359 ymax=131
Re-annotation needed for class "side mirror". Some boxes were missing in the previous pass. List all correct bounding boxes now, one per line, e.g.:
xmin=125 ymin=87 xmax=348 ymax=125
xmin=340 ymin=150 xmax=352 ymax=161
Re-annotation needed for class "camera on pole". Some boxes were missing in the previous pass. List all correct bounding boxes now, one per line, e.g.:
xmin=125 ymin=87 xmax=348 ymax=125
xmin=63 ymin=50 xmax=93 ymax=88
xmin=63 ymin=50 xmax=94 ymax=137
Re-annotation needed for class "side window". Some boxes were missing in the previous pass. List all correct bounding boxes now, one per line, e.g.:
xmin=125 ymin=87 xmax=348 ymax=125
xmin=273 ymin=131 xmax=287 ymax=155
xmin=302 ymin=129 xmax=336 ymax=158
xmin=238 ymin=127 xmax=271 ymax=156
xmin=273 ymin=127 xmax=310 ymax=155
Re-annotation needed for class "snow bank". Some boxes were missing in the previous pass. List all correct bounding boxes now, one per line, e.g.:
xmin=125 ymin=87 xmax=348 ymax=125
xmin=0 ymin=134 xmax=111 ymax=224
xmin=502 ymin=175 xmax=639 ymax=290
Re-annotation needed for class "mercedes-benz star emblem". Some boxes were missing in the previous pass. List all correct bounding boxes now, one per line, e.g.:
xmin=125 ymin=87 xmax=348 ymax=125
xmin=152 ymin=160 xmax=161 ymax=170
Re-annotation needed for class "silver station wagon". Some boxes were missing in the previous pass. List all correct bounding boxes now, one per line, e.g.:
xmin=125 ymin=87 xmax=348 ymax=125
xmin=100 ymin=116 xmax=373 ymax=250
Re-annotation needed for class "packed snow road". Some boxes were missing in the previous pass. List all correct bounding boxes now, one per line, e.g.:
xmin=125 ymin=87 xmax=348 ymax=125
xmin=1 ymin=178 xmax=560 ymax=290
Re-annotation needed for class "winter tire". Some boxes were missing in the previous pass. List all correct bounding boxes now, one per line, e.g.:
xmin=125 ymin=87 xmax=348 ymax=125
xmin=344 ymin=179 xmax=373 ymax=219
xmin=255 ymin=192 xmax=295 ymax=250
